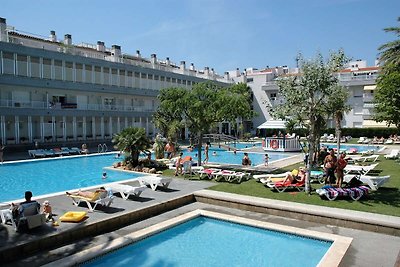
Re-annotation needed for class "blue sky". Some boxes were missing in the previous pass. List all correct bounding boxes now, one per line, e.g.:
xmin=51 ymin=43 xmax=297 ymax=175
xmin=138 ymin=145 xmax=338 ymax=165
xmin=2 ymin=0 xmax=399 ymax=74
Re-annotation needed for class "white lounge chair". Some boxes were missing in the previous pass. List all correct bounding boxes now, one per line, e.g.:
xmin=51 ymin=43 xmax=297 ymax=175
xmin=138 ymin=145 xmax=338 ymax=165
xmin=357 ymin=137 xmax=367 ymax=143
xmin=67 ymin=190 xmax=115 ymax=212
xmin=227 ymin=172 xmax=249 ymax=183
xmin=11 ymin=202 xmax=46 ymax=231
xmin=254 ymin=172 xmax=291 ymax=184
xmin=137 ymin=175 xmax=172 ymax=191
xmin=344 ymin=163 xmax=379 ymax=176
xmin=197 ymin=168 xmax=222 ymax=179
xmin=348 ymin=155 xmax=379 ymax=163
xmin=384 ymin=149 xmax=399 ymax=159
xmin=108 ymin=183 xmax=147 ymax=200
xmin=343 ymin=174 xmax=390 ymax=191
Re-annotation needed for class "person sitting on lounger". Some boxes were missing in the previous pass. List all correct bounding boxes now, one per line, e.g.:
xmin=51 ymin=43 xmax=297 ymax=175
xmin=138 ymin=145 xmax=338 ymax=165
xmin=66 ymin=187 xmax=107 ymax=199
xmin=11 ymin=191 xmax=41 ymax=220
xmin=282 ymin=168 xmax=306 ymax=184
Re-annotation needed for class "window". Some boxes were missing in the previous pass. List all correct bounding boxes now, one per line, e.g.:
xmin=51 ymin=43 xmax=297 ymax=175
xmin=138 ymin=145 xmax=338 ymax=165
xmin=103 ymin=67 xmax=110 ymax=85
xmin=94 ymin=66 xmax=102 ymax=84
xmin=119 ymin=69 xmax=125 ymax=87
xmin=160 ymin=76 xmax=165 ymax=81
xmin=30 ymin=57 xmax=40 ymax=78
xmin=2 ymin=52 xmax=14 ymax=74
xmin=111 ymin=68 xmax=118 ymax=86
xmin=84 ymin=64 xmax=92 ymax=83
xmin=141 ymin=73 xmax=147 ymax=79
xmin=154 ymin=75 xmax=159 ymax=80
xmin=17 ymin=54 xmax=28 ymax=77
xmin=148 ymin=74 xmax=153 ymax=80
xmin=54 ymin=60 xmax=62 ymax=80
xmin=171 ymin=78 xmax=176 ymax=83
xmin=43 ymin=58 xmax=52 ymax=79
xmin=166 ymin=77 xmax=171 ymax=82
xmin=127 ymin=71 xmax=133 ymax=87
xmin=75 ymin=63 xmax=83 ymax=82
xmin=65 ymin=61 xmax=73 ymax=81
xmin=246 ymin=78 xmax=254 ymax=83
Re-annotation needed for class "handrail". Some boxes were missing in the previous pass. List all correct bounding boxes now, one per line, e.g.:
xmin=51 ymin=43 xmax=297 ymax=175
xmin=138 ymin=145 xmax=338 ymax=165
xmin=97 ymin=143 xmax=108 ymax=153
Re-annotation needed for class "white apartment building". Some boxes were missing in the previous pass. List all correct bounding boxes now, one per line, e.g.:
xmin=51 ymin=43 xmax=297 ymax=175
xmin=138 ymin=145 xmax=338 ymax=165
xmin=0 ymin=17 xmax=233 ymax=148
xmin=230 ymin=60 xmax=382 ymax=131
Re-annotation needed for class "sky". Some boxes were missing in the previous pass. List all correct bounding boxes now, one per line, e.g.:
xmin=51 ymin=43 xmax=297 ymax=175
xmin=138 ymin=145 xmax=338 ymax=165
xmin=2 ymin=0 xmax=399 ymax=74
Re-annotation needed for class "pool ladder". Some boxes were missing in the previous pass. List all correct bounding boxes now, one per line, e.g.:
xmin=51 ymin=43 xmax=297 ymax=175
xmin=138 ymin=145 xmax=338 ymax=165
xmin=97 ymin=143 xmax=108 ymax=153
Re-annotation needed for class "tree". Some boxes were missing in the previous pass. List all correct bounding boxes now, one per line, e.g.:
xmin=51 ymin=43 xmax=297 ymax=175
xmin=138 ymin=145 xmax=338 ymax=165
xmin=112 ymin=127 xmax=151 ymax=167
xmin=271 ymin=50 xmax=349 ymax=193
xmin=154 ymin=82 xmax=254 ymax=165
xmin=378 ymin=17 xmax=400 ymax=66
xmin=374 ymin=18 xmax=400 ymax=129
xmin=325 ymin=85 xmax=351 ymax=157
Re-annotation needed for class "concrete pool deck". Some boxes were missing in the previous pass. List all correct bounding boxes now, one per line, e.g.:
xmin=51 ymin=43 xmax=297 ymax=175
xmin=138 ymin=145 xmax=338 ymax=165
xmin=1 ymin=178 xmax=399 ymax=266
xmin=1 ymin=145 xmax=400 ymax=266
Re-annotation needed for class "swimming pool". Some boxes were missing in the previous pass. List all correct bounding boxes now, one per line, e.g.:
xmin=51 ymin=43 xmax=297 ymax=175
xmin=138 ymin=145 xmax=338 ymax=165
xmin=0 ymin=154 xmax=143 ymax=203
xmin=180 ymin=147 xmax=291 ymax=166
xmin=70 ymin=210 xmax=349 ymax=267
xmin=322 ymin=143 xmax=383 ymax=153
xmin=225 ymin=141 xmax=262 ymax=150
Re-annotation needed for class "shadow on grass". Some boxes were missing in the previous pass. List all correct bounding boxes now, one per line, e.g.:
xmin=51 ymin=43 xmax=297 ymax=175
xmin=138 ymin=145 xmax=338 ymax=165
xmin=368 ymin=187 xmax=400 ymax=207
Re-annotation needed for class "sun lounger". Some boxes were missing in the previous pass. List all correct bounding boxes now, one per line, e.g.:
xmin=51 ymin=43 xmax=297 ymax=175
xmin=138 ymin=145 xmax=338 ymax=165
xmin=137 ymin=175 xmax=172 ymax=191
xmin=347 ymin=155 xmax=379 ymax=163
xmin=343 ymin=174 xmax=390 ymax=191
xmin=212 ymin=170 xmax=236 ymax=182
xmin=11 ymin=202 xmax=46 ymax=231
xmin=384 ymin=149 xmax=399 ymax=159
xmin=253 ymin=172 xmax=291 ymax=183
xmin=266 ymin=180 xmax=305 ymax=192
xmin=28 ymin=149 xmax=46 ymax=158
xmin=51 ymin=148 xmax=63 ymax=156
xmin=227 ymin=172 xmax=249 ymax=183
xmin=344 ymin=163 xmax=379 ymax=176
xmin=67 ymin=190 xmax=115 ymax=212
xmin=108 ymin=183 xmax=147 ymax=200
xmin=197 ymin=168 xmax=222 ymax=179
xmin=316 ymin=185 xmax=369 ymax=201
xmin=69 ymin=147 xmax=81 ymax=154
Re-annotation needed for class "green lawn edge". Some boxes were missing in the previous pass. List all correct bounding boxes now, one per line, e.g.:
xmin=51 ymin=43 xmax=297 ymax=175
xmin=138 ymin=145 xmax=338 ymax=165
xmin=163 ymin=155 xmax=400 ymax=217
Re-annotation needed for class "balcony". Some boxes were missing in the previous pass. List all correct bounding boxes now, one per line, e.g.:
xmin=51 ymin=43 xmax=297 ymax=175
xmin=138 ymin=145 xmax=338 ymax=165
xmin=0 ymin=99 xmax=156 ymax=113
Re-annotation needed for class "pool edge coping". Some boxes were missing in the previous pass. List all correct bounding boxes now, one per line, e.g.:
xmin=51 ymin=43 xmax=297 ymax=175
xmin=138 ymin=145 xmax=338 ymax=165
xmin=42 ymin=209 xmax=351 ymax=267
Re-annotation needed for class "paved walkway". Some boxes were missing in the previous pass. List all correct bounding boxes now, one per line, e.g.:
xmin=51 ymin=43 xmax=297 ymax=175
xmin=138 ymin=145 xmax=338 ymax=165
xmin=1 ymin=144 xmax=399 ymax=266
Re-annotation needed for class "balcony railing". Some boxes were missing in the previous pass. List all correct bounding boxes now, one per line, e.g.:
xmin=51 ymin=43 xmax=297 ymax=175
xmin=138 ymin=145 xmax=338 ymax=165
xmin=0 ymin=99 xmax=156 ymax=112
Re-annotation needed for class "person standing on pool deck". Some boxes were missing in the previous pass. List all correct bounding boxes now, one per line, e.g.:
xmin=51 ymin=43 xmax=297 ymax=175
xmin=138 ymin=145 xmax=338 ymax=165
xmin=264 ymin=153 xmax=270 ymax=166
xmin=175 ymin=152 xmax=183 ymax=176
xmin=203 ymin=142 xmax=210 ymax=164
xmin=324 ymin=149 xmax=337 ymax=185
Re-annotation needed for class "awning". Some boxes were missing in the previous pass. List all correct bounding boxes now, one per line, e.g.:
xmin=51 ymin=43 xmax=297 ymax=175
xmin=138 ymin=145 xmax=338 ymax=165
xmin=257 ymin=120 xmax=287 ymax=129
xmin=362 ymin=120 xmax=388 ymax=128
xmin=363 ymin=85 xmax=377 ymax=91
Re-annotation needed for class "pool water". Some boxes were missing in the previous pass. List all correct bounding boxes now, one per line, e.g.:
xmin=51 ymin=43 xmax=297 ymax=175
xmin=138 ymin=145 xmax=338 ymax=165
xmin=322 ymin=143 xmax=383 ymax=153
xmin=225 ymin=141 xmax=262 ymax=150
xmin=0 ymin=154 xmax=142 ymax=203
xmin=179 ymin=147 xmax=290 ymax=166
xmin=83 ymin=216 xmax=331 ymax=267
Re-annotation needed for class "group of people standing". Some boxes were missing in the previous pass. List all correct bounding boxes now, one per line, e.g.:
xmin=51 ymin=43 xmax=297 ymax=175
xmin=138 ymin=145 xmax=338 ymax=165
xmin=322 ymin=148 xmax=348 ymax=187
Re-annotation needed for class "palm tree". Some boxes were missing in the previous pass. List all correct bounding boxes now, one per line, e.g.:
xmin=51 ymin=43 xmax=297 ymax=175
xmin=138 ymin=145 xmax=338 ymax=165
xmin=378 ymin=17 xmax=400 ymax=66
xmin=112 ymin=127 xmax=151 ymax=167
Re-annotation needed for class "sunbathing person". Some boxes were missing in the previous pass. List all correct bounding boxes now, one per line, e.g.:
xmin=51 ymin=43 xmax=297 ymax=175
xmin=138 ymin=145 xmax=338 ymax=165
xmin=66 ymin=187 xmax=106 ymax=199
xmin=282 ymin=168 xmax=306 ymax=184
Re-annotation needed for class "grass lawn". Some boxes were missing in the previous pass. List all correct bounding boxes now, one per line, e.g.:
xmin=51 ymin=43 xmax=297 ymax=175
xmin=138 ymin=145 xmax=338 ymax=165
xmin=163 ymin=155 xmax=400 ymax=217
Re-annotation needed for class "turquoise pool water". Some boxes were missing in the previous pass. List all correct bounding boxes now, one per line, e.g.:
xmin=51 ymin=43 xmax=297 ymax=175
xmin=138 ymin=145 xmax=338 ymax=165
xmin=322 ymin=143 xmax=382 ymax=153
xmin=179 ymin=147 xmax=290 ymax=166
xmin=0 ymin=154 xmax=142 ymax=203
xmin=226 ymin=141 xmax=262 ymax=150
xmin=83 ymin=216 xmax=331 ymax=267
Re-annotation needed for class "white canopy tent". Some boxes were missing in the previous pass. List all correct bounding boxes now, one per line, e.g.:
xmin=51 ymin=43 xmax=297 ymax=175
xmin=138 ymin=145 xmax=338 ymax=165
xmin=257 ymin=120 xmax=287 ymax=129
